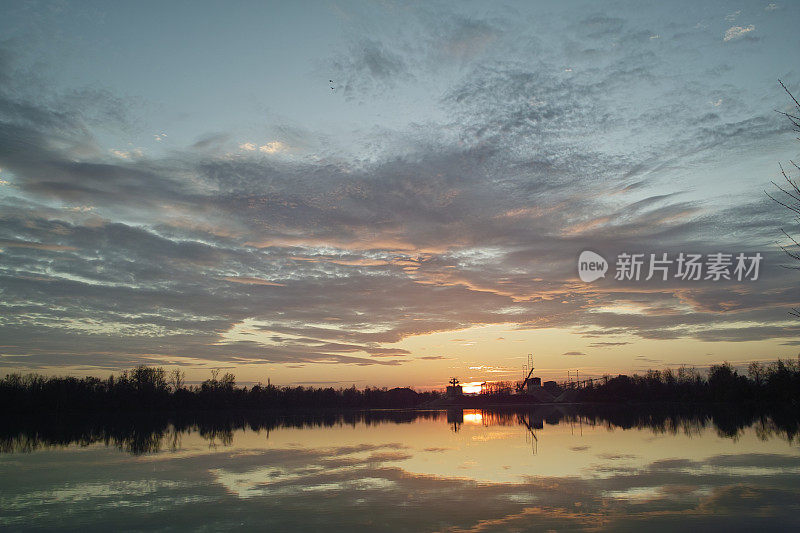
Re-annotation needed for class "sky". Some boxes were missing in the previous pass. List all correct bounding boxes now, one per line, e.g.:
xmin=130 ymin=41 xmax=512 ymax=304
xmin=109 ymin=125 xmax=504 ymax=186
xmin=0 ymin=0 xmax=799 ymax=389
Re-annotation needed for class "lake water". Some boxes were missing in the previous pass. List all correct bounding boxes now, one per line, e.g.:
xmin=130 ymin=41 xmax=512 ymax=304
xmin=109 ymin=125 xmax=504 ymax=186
xmin=1 ymin=406 xmax=799 ymax=531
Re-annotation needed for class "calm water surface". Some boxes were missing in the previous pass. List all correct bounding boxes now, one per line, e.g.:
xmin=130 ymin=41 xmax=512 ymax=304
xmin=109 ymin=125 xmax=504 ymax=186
xmin=1 ymin=407 xmax=799 ymax=531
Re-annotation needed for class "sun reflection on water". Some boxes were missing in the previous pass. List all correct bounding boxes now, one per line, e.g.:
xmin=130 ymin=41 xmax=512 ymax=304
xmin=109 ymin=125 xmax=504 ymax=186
xmin=2 ymin=409 xmax=800 ymax=531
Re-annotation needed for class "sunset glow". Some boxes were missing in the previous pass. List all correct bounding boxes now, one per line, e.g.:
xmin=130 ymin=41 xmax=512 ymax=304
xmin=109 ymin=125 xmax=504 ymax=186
xmin=0 ymin=0 xmax=798 ymax=389
xmin=461 ymin=383 xmax=484 ymax=395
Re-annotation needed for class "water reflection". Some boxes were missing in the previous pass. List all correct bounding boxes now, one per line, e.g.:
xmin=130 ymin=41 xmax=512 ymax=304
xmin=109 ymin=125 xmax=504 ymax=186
xmin=2 ymin=406 xmax=799 ymax=531
xmin=1 ymin=405 xmax=798 ymax=455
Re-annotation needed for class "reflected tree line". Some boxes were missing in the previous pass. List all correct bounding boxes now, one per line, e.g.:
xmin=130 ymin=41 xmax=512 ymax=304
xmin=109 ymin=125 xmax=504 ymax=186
xmin=1 ymin=404 xmax=798 ymax=456
xmin=0 ymin=410 xmax=444 ymax=455
xmin=547 ymin=403 xmax=800 ymax=443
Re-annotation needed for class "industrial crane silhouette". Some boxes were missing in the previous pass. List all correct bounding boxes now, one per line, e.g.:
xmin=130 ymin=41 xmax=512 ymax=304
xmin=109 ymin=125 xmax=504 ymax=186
xmin=523 ymin=354 xmax=535 ymax=384
xmin=518 ymin=354 xmax=535 ymax=392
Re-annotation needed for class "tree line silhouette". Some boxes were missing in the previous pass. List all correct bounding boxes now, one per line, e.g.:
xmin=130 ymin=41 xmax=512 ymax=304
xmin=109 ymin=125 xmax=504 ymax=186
xmin=1 ymin=359 xmax=798 ymax=414
xmin=575 ymin=360 xmax=800 ymax=404
xmin=0 ymin=366 xmax=440 ymax=413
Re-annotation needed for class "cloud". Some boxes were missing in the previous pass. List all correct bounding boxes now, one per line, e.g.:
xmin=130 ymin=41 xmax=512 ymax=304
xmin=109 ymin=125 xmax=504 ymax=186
xmin=351 ymin=40 xmax=407 ymax=80
xmin=109 ymin=148 xmax=143 ymax=159
xmin=191 ymin=133 xmax=226 ymax=150
xmin=259 ymin=141 xmax=285 ymax=154
xmin=222 ymin=277 xmax=285 ymax=286
xmin=0 ymin=10 xmax=797 ymax=376
xmin=723 ymin=25 xmax=755 ymax=42
xmin=634 ymin=355 xmax=663 ymax=365
xmin=589 ymin=342 xmax=631 ymax=348
xmin=725 ymin=11 xmax=741 ymax=23
xmin=597 ymin=452 xmax=638 ymax=460
xmin=237 ymin=141 xmax=287 ymax=154
xmin=563 ymin=351 xmax=585 ymax=356
xmin=331 ymin=39 xmax=409 ymax=97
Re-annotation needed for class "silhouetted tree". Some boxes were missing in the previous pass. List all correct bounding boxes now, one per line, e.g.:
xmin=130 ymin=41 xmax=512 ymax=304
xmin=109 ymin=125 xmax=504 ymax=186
xmin=748 ymin=361 xmax=765 ymax=387
xmin=169 ymin=368 xmax=185 ymax=391
xmin=767 ymin=80 xmax=800 ymax=317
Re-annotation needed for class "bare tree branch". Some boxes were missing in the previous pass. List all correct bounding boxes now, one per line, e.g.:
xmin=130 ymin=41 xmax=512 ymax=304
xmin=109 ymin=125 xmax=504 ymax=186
xmin=770 ymin=81 xmax=800 ymax=318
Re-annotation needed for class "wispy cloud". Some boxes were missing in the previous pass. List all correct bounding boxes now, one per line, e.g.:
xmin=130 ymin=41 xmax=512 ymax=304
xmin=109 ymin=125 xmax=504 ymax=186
xmin=723 ymin=25 xmax=755 ymax=42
